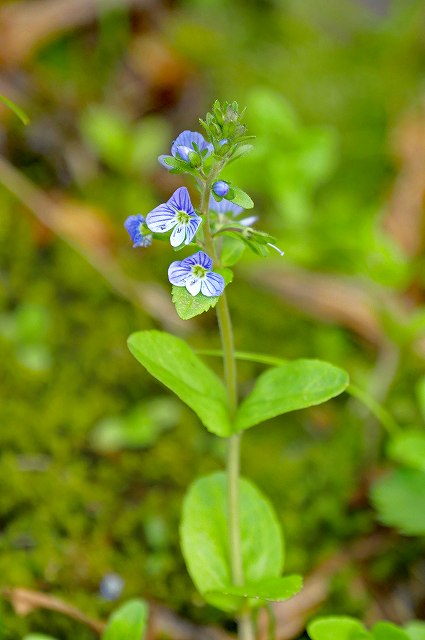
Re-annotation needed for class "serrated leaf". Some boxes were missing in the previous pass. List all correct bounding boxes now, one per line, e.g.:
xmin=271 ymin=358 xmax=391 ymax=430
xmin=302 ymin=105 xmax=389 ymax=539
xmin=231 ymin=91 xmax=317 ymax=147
xmin=127 ymin=331 xmax=231 ymax=437
xmin=370 ymin=468 xmax=425 ymax=535
xmin=371 ymin=622 xmax=410 ymax=640
xmin=235 ymin=359 xmax=349 ymax=432
xmin=308 ymin=616 xmax=370 ymax=640
xmin=102 ymin=599 xmax=148 ymax=640
xmin=0 ymin=95 xmax=29 ymax=125
xmin=387 ymin=430 xmax=425 ymax=472
xmin=228 ymin=185 xmax=254 ymax=209
xmin=171 ymin=268 xmax=233 ymax=320
xmin=180 ymin=472 xmax=284 ymax=612
xmin=405 ymin=621 xmax=425 ymax=640
xmin=208 ymin=574 xmax=302 ymax=603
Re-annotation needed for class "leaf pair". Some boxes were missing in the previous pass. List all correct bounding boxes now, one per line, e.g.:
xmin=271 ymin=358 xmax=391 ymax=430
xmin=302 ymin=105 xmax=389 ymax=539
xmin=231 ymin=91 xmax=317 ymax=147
xmin=127 ymin=331 xmax=349 ymax=438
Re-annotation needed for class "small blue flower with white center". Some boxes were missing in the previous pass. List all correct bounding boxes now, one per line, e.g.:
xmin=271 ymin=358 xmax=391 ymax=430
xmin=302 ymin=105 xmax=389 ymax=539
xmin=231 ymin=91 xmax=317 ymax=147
xmin=146 ymin=187 xmax=202 ymax=247
xmin=212 ymin=180 xmax=230 ymax=197
xmin=168 ymin=251 xmax=225 ymax=297
xmin=159 ymin=131 xmax=213 ymax=169
xmin=124 ymin=214 xmax=153 ymax=248
xmin=209 ymin=194 xmax=258 ymax=227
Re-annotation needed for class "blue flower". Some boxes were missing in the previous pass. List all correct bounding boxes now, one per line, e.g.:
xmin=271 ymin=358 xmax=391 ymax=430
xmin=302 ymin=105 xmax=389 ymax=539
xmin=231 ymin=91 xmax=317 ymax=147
xmin=212 ymin=180 xmax=230 ymax=197
xmin=159 ymin=131 xmax=213 ymax=169
xmin=209 ymin=194 xmax=257 ymax=227
xmin=146 ymin=187 xmax=202 ymax=247
xmin=168 ymin=251 xmax=225 ymax=297
xmin=124 ymin=214 xmax=153 ymax=248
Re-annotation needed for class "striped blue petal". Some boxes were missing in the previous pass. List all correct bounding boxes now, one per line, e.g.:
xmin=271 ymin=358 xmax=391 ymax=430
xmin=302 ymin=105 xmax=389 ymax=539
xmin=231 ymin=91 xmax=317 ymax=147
xmin=201 ymin=272 xmax=225 ymax=297
xmin=146 ymin=204 xmax=176 ymax=232
xmin=181 ymin=251 xmax=212 ymax=270
xmin=168 ymin=186 xmax=194 ymax=214
xmin=168 ymin=260 xmax=191 ymax=285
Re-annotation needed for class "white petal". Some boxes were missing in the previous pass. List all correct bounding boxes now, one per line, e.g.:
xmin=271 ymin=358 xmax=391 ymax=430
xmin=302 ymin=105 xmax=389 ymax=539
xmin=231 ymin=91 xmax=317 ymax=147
xmin=185 ymin=277 xmax=202 ymax=296
xmin=170 ymin=224 xmax=186 ymax=247
xmin=201 ymin=272 xmax=225 ymax=297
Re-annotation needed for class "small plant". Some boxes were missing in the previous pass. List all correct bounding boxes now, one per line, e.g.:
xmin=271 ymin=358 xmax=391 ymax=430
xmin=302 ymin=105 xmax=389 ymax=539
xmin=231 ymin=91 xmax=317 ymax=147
xmin=124 ymin=100 xmax=349 ymax=639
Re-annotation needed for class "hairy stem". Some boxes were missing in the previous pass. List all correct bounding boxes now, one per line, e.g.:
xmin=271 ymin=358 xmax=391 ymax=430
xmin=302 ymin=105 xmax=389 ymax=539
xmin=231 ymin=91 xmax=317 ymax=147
xmin=199 ymin=163 xmax=254 ymax=640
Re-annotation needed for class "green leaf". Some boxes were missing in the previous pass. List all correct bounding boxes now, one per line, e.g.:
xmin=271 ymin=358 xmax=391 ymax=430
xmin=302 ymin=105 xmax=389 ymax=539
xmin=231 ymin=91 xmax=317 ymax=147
xmin=221 ymin=235 xmax=245 ymax=267
xmin=370 ymin=468 xmax=425 ymax=535
xmin=405 ymin=621 xmax=425 ymax=640
xmin=371 ymin=622 xmax=410 ymax=640
xmin=387 ymin=430 xmax=425 ymax=472
xmin=228 ymin=185 xmax=254 ymax=209
xmin=127 ymin=331 xmax=231 ymax=437
xmin=0 ymin=95 xmax=29 ymax=125
xmin=308 ymin=616 xmax=369 ymax=640
xmin=235 ymin=359 xmax=349 ymax=432
xmin=180 ymin=472 xmax=284 ymax=612
xmin=102 ymin=599 xmax=148 ymax=640
xmin=171 ymin=268 xmax=233 ymax=320
xmin=209 ymin=574 xmax=302 ymax=603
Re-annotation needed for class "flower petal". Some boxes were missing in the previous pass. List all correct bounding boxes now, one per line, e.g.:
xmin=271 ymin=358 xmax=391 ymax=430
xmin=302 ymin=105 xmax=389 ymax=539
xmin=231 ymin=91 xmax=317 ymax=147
xmin=171 ymin=131 xmax=212 ymax=157
xmin=209 ymin=194 xmax=243 ymax=217
xmin=201 ymin=272 xmax=225 ymax=297
xmin=168 ymin=260 xmax=191 ymax=285
xmin=158 ymin=154 xmax=173 ymax=169
xmin=181 ymin=251 xmax=212 ymax=270
xmin=146 ymin=204 xmax=176 ymax=232
xmin=168 ymin=186 xmax=194 ymax=214
xmin=170 ymin=224 xmax=186 ymax=247
xmin=124 ymin=214 xmax=148 ymax=247
xmin=184 ymin=215 xmax=202 ymax=244
xmin=185 ymin=277 xmax=202 ymax=296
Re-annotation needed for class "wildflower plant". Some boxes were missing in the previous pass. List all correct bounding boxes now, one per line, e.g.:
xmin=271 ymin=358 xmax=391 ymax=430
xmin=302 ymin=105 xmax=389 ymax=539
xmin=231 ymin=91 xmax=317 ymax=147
xmin=125 ymin=101 xmax=350 ymax=640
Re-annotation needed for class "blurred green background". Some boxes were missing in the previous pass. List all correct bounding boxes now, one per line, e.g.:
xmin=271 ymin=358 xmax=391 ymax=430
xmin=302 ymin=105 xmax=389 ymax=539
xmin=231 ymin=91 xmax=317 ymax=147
xmin=1 ymin=0 xmax=425 ymax=638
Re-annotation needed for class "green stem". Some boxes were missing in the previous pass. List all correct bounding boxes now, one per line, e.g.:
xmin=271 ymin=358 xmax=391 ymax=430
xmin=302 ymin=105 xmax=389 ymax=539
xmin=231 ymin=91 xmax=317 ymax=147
xmin=199 ymin=162 xmax=254 ymax=640
xmin=347 ymin=383 xmax=400 ymax=437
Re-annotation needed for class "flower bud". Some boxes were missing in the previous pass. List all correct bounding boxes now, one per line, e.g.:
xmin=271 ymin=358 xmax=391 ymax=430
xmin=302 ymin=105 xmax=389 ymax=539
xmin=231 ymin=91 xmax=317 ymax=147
xmin=212 ymin=180 xmax=230 ymax=197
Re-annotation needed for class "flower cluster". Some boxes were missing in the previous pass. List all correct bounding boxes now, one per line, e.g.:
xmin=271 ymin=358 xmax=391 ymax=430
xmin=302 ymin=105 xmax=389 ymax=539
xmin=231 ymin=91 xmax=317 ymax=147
xmin=125 ymin=131 xmax=224 ymax=298
xmin=124 ymin=105 xmax=281 ymax=306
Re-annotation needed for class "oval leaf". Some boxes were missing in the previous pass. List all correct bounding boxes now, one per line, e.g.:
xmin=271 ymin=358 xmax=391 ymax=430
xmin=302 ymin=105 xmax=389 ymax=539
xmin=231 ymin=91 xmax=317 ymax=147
xmin=308 ymin=616 xmax=369 ymax=640
xmin=209 ymin=574 xmax=302 ymax=603
xmin=127 ymin=331 xmax=231 ymax=437
xmin=370 ymin=468 xmax=425 ymax=536
xmin=228 ymin=186 xmax=254 ymax=209
xmin=235 ymin=359 xmax=349 ymax=432
xmin=102 ymin=599 xmax=148 ymax=640
xmin=180 ymin=472 xmax=284 ymax=612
